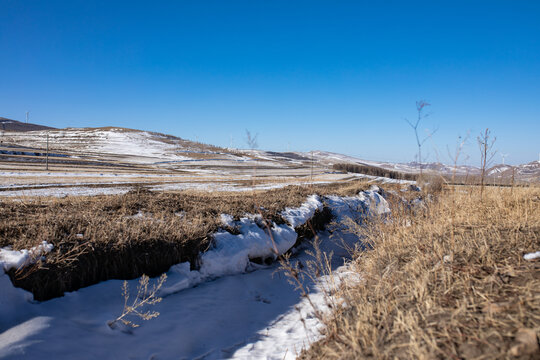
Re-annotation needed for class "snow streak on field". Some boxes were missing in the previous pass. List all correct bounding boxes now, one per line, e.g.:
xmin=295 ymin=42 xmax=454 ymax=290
xmin=0 ymin=188 xmax=390 ymax=359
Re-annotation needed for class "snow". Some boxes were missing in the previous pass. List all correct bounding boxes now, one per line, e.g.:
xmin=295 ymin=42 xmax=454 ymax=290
xmin=160 ymin=196 xmax=324 ymax=296
xmin=0 ymin=231 xmax=360 ymax=360
xmin=281 ymin=195 xmax=323 ymax=227
xmin=0 ymin=242 xmax=53 ymax=272
xmin=524 ymin=251 xmax=540 ymax=261
xmin=200 ymin=220 xmax=297 ymax=278
xmin=324 ymin=186 xmax=390 ymax=224
xmin=220 ymin=214 xmax=235 ymax=227
xmin=0 ymin=186 xmax=131 ymax=198
xmin=0 ymin=171 xmax=180 ymax=178
xmin=2 ymin=128 xmax=190 ymax=162
xmin=0 ymin=181 xmax=332 ymax=198
xmin=0 ymin=251 xmax=328 ymax=359
xmin=0 ymin=189 xmax=392 ymax=359
xmin=349 ymin=172 xmax=416 ymax=185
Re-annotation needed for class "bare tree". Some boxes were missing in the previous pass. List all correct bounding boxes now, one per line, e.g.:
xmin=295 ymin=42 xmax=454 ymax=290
xmin=245 ymin=129 xmax=258 ymax=150
xmin=477 ymin=128 xmax=496 ymax=199
xmin=405 ymin=100 xmax=437 ymax=175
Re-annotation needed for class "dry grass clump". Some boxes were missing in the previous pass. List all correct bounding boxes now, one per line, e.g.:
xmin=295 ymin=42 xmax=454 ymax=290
xmin=417 ymin=174 xmax=445 ymax=194
xmin=0 ymin=180 xmax=371 ymax=300
xmin=303 ymin=186 xmax=540 ymax=359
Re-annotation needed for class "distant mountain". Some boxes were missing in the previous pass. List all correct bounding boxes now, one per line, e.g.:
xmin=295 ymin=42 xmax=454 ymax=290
xmin=299 ymin=150 xmax=539 ymax=183
xmin=0 ymin=117 xmax=56 ymax=132
xmin=487 ymin=161 xmax=540 ymax=183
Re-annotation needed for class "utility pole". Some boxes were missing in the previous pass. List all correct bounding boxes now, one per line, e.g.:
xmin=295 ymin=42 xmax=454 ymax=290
xmin=26 ymin=111 xmax=29 ymax=124
xmin=46 ymin=132 xmax=49 ymax=171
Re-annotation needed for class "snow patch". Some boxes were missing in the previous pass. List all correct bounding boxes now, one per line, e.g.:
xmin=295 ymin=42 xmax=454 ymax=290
xmin=158 ymin=196 xmax=322 ymax=297
xmin=524 ymin=251 xmax=540 ymax=261
xmin=0 ymin=241 xmax=54 ymax=272
xmin=220 ymin=214 xmax=235 ymax=227
xmin=281 ymin=195 xmax=323 ymax=228
xmin=200 ymin=221 xmax=297 ymax=278
xmin=324 ymin=187 xmax=390 ymax=223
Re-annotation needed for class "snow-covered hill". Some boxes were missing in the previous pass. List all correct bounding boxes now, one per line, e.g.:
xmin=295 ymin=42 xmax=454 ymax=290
xmin=1 ymin=127 xmax=249 ymax=165
xmin=1 ymin=121 xmax=538 ymax=183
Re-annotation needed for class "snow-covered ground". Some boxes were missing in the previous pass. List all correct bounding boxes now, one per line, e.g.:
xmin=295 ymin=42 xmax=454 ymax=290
xmin=0 ymin=181 xmax=334 ymax=198
xmin=0 ymin=188 xmax=390 ymax=359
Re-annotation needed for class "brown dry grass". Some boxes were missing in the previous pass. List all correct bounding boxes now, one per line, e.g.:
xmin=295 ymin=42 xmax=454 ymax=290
xmin=0 ymin=180 xmax=373 ymax=300
xmin=302 ymin=185 xmax=540 ymax=359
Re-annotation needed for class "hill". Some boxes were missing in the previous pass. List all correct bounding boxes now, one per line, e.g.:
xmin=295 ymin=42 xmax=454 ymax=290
xmin=1 ymin=120 xmax=538 ymax=183
xmin=0 ymin=117 xmax=55 ymax=132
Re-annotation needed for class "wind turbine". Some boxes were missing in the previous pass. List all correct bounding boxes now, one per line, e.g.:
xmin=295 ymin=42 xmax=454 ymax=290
xmin=500 ymin=153 xmax=509 ymax=165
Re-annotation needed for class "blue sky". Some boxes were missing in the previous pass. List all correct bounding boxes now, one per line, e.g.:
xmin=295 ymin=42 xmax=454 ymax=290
xmin=1 ymin=1 xmax=539 ymax=165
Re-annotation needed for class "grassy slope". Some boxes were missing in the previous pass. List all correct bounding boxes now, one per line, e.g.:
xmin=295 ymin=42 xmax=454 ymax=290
xmin=302 ymin=186 xmax=540 ymax=359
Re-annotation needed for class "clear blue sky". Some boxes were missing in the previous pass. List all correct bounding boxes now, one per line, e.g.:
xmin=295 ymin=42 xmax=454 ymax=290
xmin=1 ymin=1 xmax=539 ymax=165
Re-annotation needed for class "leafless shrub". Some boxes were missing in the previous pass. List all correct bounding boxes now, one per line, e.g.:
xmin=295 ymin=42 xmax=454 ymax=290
xmin=245 ymin=129 xmax=258 ymax=150
xmin=418 ymin=174 xmax=444 ymax=195
xmin=108 ymin=273 xmax=167 ymax=330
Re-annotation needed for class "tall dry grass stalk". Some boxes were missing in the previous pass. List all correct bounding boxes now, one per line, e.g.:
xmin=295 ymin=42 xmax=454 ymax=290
xmin=302 ymin=186 xmax=540 ymax=359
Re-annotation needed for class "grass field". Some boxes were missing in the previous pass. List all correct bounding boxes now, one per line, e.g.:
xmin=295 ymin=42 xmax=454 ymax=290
xmin=301 ymin=185 xmax=540 ymax=359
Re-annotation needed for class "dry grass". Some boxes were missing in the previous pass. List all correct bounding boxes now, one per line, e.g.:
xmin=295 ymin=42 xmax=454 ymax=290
xmin=302 ymin=185 xmax=540 ymax=359
xmin=0 ymin=180 xmax=373 ymax=300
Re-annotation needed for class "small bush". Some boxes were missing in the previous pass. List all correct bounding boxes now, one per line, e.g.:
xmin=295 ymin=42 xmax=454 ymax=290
xmin=108 ymin=273 xmax=167 ymax=330
xmin=417 ymin=174 xmax=445 ymax=194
